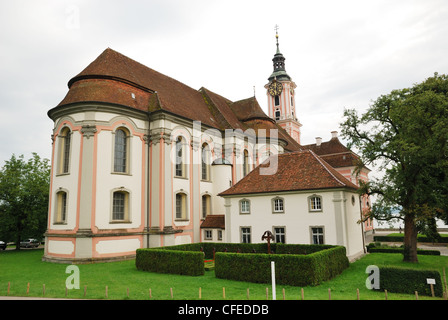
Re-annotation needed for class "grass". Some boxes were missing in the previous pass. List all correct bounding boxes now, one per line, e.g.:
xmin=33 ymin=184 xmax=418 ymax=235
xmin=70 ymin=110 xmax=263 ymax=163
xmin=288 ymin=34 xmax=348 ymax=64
xmin=1 ymin=249 xmax=448 ymax=300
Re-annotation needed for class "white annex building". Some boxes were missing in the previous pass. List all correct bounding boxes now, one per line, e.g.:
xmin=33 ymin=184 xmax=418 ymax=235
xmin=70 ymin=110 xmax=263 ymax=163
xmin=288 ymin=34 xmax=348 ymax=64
xmin=43 ymin=33 xmax=371 ymax=263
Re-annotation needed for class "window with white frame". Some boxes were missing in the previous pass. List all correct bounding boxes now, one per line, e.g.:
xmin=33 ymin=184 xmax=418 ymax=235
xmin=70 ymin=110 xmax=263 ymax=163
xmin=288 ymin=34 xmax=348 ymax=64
xmin=239 ymin=199 xmax=250 ymax=214
xmin=311 ymin=227 xmax=324 ymax=244
xmin=272 ymin=197 xmax=284 ymax=213
xmin=309 ymin=195 xmax=322 ymax=212
xmin=274 ymin=227 xmax=286 ymax=243
xmin=241 ymin=227 xmax=251 ymax=243
xmin=204 ymin=230 xmax=213 ymax=240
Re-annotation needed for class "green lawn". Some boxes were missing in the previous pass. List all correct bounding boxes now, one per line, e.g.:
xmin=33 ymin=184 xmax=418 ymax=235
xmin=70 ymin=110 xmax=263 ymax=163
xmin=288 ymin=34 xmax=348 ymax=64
xmin=1 ymin=249 xmax=447 ymax=300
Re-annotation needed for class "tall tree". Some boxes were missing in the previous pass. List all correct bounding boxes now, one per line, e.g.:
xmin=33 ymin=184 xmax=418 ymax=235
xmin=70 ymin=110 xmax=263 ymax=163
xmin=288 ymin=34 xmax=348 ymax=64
xmin=0 ymin=153 xmax=50 ymax=249
xmin=340 ymin=73 xmax=448 ymax=263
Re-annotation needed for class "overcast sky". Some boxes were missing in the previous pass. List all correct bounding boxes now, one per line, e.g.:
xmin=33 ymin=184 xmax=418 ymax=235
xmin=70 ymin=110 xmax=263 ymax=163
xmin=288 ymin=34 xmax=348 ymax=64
xmin=1 ymin=0 xmax=447 ymax=171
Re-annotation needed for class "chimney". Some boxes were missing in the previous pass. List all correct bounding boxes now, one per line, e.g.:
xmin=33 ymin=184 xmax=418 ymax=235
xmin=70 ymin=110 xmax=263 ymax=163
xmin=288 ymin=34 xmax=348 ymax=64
xmin=315 ymin=137 xmax=322 ymax=146
xmin=331 ymin=131 xmax=338 ymax=139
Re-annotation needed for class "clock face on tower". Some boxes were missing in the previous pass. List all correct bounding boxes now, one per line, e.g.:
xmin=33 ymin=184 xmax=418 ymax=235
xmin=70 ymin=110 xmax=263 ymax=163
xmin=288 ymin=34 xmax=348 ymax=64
xmin=268 ymin=81 xmax=283 ymax=96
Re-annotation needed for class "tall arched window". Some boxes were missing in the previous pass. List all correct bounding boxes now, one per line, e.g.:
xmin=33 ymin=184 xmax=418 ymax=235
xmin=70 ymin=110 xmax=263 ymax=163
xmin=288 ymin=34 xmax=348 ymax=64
xmin=243 ymin=150 xmax=250 ymax=177
xmin=201 ymin=143 xmax=210 ymax=181
xmin=58 ymin=127 xmax=71 ymax=174
xmin=175 ymin=137 xmax=185 ymax=177
xmin=175 ymin=192 xmax=188 ymax=220
xmin=202 ymin=194 xmax=211 ymax=219
xmin=114 ymin=128 xmax=128 ymax=173
xmin=55 ymin=191 xmax=67 ymax=223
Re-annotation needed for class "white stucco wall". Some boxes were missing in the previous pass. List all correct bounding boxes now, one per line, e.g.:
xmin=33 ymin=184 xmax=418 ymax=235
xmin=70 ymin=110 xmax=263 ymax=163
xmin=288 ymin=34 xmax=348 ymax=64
xmin=224 ymin=189 xmax=364 ymax=259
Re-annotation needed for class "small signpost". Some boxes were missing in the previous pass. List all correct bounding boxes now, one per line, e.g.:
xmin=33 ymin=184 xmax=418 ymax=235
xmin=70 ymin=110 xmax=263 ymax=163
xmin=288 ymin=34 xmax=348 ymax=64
xmin=427 ymin=278 xmax=436 ymax=297
xmin=271 ymin=261 xmax=276 ymax=300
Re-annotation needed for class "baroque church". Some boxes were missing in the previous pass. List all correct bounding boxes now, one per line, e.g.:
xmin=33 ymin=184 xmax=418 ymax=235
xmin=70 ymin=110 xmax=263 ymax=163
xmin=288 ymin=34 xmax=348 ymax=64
xmin=43 ymin=32 xmax=372 ymax=263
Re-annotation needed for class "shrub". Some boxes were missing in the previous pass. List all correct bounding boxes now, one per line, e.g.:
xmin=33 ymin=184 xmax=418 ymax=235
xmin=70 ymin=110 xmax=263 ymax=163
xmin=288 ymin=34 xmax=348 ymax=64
xmin=373 ymin=235 xmax=448 ymax=243
xmin=367 ymin=242 xmax=440 ymax=255
xmin=136 ymin=243 xmax=349 ymax=285
xmin=377 ymin=267 xmax=443 ymax=297
xmin=135 ymin=249 xmax=204 ymax=276
xmin=214 ymin=245 xmax=349 ymax=286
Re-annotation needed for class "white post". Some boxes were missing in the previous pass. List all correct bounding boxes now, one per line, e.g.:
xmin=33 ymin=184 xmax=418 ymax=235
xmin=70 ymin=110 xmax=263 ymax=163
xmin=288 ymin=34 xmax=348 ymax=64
xmin=271 ymin=261 xmax=276 ymax=300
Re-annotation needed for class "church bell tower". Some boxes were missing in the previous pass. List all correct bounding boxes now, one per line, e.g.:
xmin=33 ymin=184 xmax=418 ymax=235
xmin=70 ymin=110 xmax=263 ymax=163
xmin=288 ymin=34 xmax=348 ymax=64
xmin=265 ymin=26 xmax=302 ymax=144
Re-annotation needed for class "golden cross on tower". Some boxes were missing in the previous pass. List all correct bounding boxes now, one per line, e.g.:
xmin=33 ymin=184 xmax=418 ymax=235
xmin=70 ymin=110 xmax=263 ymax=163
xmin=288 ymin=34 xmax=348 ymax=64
xmin=274 ymin=24 xmax=280 ymax=50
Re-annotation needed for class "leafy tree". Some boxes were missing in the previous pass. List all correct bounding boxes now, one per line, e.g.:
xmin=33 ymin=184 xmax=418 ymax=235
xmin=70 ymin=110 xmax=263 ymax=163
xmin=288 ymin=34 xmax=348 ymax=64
xmin=340 ymin=73 xmax=448 ymax=263
xmin=0 ymin=153 xmax=50 ymax=249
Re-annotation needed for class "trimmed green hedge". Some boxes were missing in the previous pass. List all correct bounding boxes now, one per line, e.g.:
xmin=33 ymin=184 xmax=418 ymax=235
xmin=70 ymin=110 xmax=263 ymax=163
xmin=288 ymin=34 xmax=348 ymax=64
xmin=373 ymin=235 xmax=448 ymax=243
xmin=136 ymin=243 xmax=349 ymax=286
xmin=135 ymin=249 xmax=204 ymax=276
xmin=377 ymin=267 xmax=443 ymax=297
xmin=163 ymin=242 xmax=272 ymax=259
xmin=367 ymin=247 xmax=441 ymax=255
xmin=214 ymin=245 xmax=349 ymax=286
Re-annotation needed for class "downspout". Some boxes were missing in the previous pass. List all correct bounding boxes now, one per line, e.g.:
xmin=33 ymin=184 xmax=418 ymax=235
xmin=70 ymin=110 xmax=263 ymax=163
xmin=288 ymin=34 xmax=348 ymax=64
xmin=359 ymin=195 xmax=366 ymax=253
xmin=146 ymin=113 xmax=151 ymax=249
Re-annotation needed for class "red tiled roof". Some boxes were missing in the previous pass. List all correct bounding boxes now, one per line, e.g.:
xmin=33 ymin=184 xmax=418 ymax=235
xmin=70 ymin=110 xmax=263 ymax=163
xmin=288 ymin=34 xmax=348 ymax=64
xmin=219 ymin=150 xmax=358 ymax=196
xmin=53 ymin=48 xmax=301 ymax=151
xmin=200 ymin=215 xmax=225 ymax=229
xmin=302 ymin=137 xmax=351 ymax=155
xmin=301 ymin=137 xmax=360 ymax=168
xmin=58 ymin=48 xmax=218 ymax=128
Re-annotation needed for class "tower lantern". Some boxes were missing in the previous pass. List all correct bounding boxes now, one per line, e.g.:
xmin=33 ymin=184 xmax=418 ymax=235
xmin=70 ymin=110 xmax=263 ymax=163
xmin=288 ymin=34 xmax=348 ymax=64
xmin=265 ymin=26 xmax=302 ymax=144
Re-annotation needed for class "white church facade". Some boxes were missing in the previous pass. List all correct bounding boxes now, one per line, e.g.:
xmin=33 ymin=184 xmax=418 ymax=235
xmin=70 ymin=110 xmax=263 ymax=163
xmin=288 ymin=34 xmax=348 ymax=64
xmin=43 ymin=34 xmax=370 ymax=263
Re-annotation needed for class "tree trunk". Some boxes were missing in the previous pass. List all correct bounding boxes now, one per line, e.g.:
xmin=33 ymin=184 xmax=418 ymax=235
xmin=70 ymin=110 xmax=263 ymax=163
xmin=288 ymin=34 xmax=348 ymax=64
xmin=403 ymin=214 xmax=418 ymax=263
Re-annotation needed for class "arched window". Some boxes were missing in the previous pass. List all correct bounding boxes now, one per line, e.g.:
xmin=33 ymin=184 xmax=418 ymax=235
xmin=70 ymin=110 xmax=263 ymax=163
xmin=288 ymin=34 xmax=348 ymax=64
xmin=202 ymin=194 xmax=211 ymax=219
xmin=114 ymin=128 xmax=128 ymax=173
xmin=243 ymin=150 xmax=250 ymax=177
xmin=201 ymin=143 xmax=210 ymax=181
xmin=58 ymin=127 xmax=71 ymax=174
xmin=175 ymin=137 xmax=185 ymax=177
xmin=175 ymin=192 xmax=188 ymax=220
xmin=112 ymin=190 xmax=129 ymax=221
xmin=55 ymin=191 xmax=67 ymax=223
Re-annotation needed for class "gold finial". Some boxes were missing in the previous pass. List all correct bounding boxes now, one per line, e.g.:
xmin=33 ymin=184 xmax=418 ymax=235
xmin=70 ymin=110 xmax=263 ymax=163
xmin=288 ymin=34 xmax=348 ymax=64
xmin=274 ymin=24 xmax=280 ymax=52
